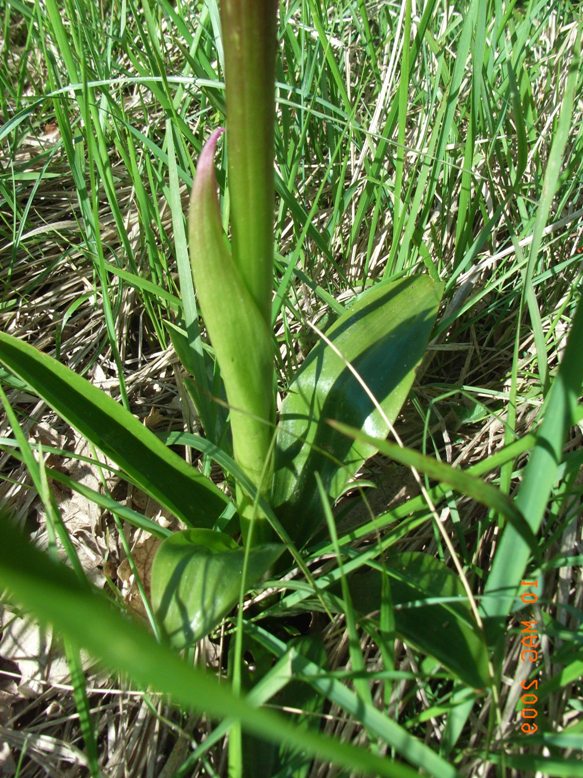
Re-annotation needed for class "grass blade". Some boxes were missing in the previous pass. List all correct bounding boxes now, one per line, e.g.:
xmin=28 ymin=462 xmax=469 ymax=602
xmin=481 ymin=288 xmax=583 ymax=622
xmin=330 ymin=420 xmax=540 ymax=558
xmin=247 ymin=623 xmax=459 ymax=778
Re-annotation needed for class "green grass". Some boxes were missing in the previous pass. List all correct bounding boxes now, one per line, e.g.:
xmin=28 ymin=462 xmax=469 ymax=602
xmin=1 ymin=1 xmax=582 ymax=776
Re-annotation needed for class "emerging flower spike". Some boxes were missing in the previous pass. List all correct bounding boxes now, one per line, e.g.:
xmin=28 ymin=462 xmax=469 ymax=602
xmin=189 ymin=129 xmax=274 ymax=542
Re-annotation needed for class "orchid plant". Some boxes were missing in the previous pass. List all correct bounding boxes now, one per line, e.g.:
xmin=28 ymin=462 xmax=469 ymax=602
xmin=149 ymin=0 xmax=441 ymax=648
xmin=2 ymin=2 xmax=578 ymax=777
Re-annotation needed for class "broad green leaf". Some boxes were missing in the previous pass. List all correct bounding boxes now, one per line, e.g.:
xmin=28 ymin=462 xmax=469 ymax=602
xmin=151 ymin=529 xmax=281 ymax=647
xmin=0 ymin=333 xmax=227 ymax=527
xmin=273 ymin=275 xmax=442 ymax=546
xmin=345 ymin=552 xmax=491 ymax=690
xmin=0 ymin=513 xmax=421 ymax=778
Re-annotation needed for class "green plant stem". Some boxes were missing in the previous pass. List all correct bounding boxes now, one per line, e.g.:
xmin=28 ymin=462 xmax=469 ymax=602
xmin=191 ymin=1 xmax=279 ymax=543
xmin=220 ymin=0 xmax=278 ymax=323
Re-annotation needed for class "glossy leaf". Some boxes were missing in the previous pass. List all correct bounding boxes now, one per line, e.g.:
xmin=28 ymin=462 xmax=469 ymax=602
xmin=151 ymin=529 xmax=281 ymax=647
xmin=273 ymin=275 xmax=442 ymax=546
xmin=0 ymin=332 xmax=227 ymax=527
xmin=346 ymin=552 xmax=491 ymax=690
xmin=0 ymin=513 xmax=416 ymax=778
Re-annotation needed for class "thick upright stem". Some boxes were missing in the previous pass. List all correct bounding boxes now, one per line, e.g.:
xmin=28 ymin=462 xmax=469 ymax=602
xmin=220 ymin=0 xmax=278 ymax=326
xmin=190 ymin=4 xmax=279 ymax=545
xmin=219 ymin=1 xmax=278 ymax=544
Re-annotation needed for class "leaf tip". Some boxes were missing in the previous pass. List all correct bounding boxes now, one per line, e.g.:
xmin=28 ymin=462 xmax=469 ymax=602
xmin=190 ymin=127 xmax=226 ymax=212
xmin=198 ymin=127 xmax=225 ymax=176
